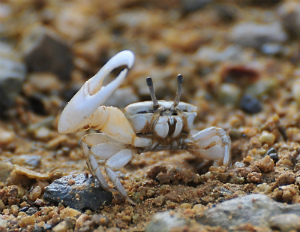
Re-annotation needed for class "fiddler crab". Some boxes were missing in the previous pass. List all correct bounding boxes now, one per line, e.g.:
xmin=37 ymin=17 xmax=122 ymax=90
xmin=58 ymin=50 xmax=231 ymax=205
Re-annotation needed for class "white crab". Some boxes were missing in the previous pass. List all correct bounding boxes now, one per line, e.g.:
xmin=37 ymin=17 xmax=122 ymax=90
xmin=58 ymin=50 xmax=231 ymax=205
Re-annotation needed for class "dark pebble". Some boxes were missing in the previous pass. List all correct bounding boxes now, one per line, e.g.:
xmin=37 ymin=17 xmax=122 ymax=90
xmin=240 ymin=94 xmax=262 ymax=114
xmin=265 ymin=147 xmax=277 ymax=157
xmin=181 ymin=0 xmax=211 ymax=14
xmin=20 ymin=206 xmax=29 ymax=212
xmin=269 ymin=153 xmax=279 ymax=162
xmin=44 ymin=174 xmax=112 ymax=211
xmin=26 ymin=207 xmax=38 ymax=215
xmin=20 ymin=26 xmax=73 ymax=81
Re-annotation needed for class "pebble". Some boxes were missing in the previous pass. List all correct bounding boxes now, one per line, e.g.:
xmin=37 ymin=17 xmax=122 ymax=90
xmin=260 ymin=43 xmax=285 ymax=56
xmin=245 ymin=79 xmax=278 ymax=98
xmin=195 ymin=45 xmax=244 ymax=64
xmin=28 ymin=186 xmax=42 ymax=201
xmin=0 ymin=200 xmax=5 ymax=211
xmin=197 ymin=194 xmax=300 ymax=230
xmin=269 ymin=153 xmax=279 ymax=162
xmin=230 ymin=22 xmax=287 ymax=49
xmin=20 ymin=26 xmax=73 ymax=81
xmin=181 ymin=0 xmax=211 ymax=14
xmin=256 ymin=155 xmax=274 ymax=173
xmin=33 ymin=127 xmax=51 ymax=140
xmin=217 ymin=83 xmax=241 ymax=106
xmin=0 ymin=42 xmax=26 ymax=110
xmin=0 ymin=128 xmax=15 ymax=146
xmin=239 ymin=94 xmax=262 ymax=114
xmin=215 ymin=4 xmax=238 ymax=23
xmin=278 ymin=2 xmax=300 ymax=38
xmin=269 ymin=213 xmax=300 ymax=231
xmin=145 ymin=211 xmax=187 ymax=232
xmin=44 ymin=174 xmax=112 ymax=211
xmin=60 ymin=207 xmax=81 ymax=220
xmin=27 ymin=73 xmax=61 ymax=93
xmin=12 ymin=155 xmax=41 ymax=168
xmin=0 ymin=218 xmax=7 ymax=228
xmin=54 ymin=5 xmax=95 ymax=41
xmin=259 ymin=131 xmax=276 ymax=145
xmin=0 ymin=161 xmax=14 ymax=182
xmin=292 ymin=79 xmax=300 ymax=105
xmin=52 ymin=220 xmax=68 ymax=232
xmin=18 ymin=215 xmax=35 ymax=228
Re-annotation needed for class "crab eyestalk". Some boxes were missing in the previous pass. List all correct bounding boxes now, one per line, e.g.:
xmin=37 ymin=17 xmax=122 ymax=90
xmin=146 ymin=77 xmax=159 ymax=109
xmin=174 ymin=74 xmax=183 ymax=106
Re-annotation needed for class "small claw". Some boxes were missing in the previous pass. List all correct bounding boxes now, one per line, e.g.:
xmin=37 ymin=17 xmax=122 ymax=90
xmin=58 ymin=50 xmax=135 ymax=134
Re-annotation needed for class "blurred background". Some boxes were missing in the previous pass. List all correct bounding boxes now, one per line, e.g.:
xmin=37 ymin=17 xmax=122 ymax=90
xmin=1 ymin=0 xmax=299 ymax=119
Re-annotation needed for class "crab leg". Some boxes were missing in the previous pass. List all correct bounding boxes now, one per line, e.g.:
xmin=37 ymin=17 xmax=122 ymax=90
xmin=188 ymin=127 xmax=231 ymax=166
xmin=58 ymin=50 xmax=135 ymax=134
xmin=82 ymin=133 xmax=137 ymax=205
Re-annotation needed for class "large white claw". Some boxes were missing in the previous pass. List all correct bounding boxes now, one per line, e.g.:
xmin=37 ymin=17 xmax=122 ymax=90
xmin=58 ymin=50 xmax=135 ymax=134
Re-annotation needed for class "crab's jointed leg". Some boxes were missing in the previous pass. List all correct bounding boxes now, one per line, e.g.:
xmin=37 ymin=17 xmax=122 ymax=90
xmin=187 ymin=127 xmax=231 ymax=166
xmin=82 ymin=133 xmax=137 ymax=205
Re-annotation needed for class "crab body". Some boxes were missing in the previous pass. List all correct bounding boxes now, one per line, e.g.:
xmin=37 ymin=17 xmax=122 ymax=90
xmin=58 ymin=50 xmax=231 ymax=205
xmin=125 ymin=100 xmax=196 ymax=149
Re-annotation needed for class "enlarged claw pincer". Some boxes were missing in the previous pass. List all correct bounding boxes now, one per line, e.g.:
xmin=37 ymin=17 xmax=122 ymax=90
xmin=58 ymin=50 xmax=135 ymax=134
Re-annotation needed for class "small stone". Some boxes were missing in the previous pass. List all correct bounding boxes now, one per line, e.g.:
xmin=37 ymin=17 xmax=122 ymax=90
xmin=215 ymin=4 xmax=238 ymax=23
xmin=292 ymin=79 xmax=300 ymax=105
xmin=240 ymin=94 xmax=262 ymax=114
xmin=44 ymin=174 xmax=112 ymax=211
xmin=122 ymin=215 xmax=131 ymax=222
xmin=179 ymin=203 xmax=192 ymax=209
xmin=145 ymin=211 xmax=187 ymax=232
xmin=257 ymin=155 xmax=274 ymax=173
xmin=0 ymin=200 xmax=5 ymax=211
xmin=60 ymin=207 xmax=81 ymax=220
xmin=10 ymin=205 xmax=19 ymax=216
xmin=33 ymin=127 xmax=51 ymax=140
xmin=261 ymin=43 xmax=285 ymax=56
xmin=217 ymin=83 xmax=241 ymax=106
xmin=245 ymin=79 xmax=279 ymax=98
xmin=278 ymin=2 xmax=300 ymax=38
xmin=0 ymin=218 xmax=7 ymax=228
xmin=269 ymin=213 xmax=300 ymax=231
xmin=52 ymin=221 xmax=68 ymax=232
xmin=259 ymin=131 xmax=276 ymax=145
xmin=230 ymin=22 xmax=287 ymax=49
xmin=269 ymin=153 xmax=279 ymax=162
xmin=154 ymin=196 xmax=165 ymax=207
xmin=181 ymin=0 xmax=211 ymax=14
xmin=27 ymin=72 xmax=61 ymax=93
xmin=196 ymin=45 xmax=244 ymax=64
xmin=26 ymin=207 xmax=38 ymax=216
xmin=18 ymin=215 xmax=35 ymax=228
xmin=28 ymin=186 xmax=42 ymax=201
xmin=12 ymin=155 xmax=41 ymax=169
xmin=20 ymin=26 xmax=73 ymax=81
xmin=196 ymin=194 xmax=300 ymax=229
xmin=0 ymin=161 xmax=13 ymax=182
xmin=0 ymin=128 xmax=15 ymax=146
xmin=0 ymin=42 xmax=26 ymax=110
